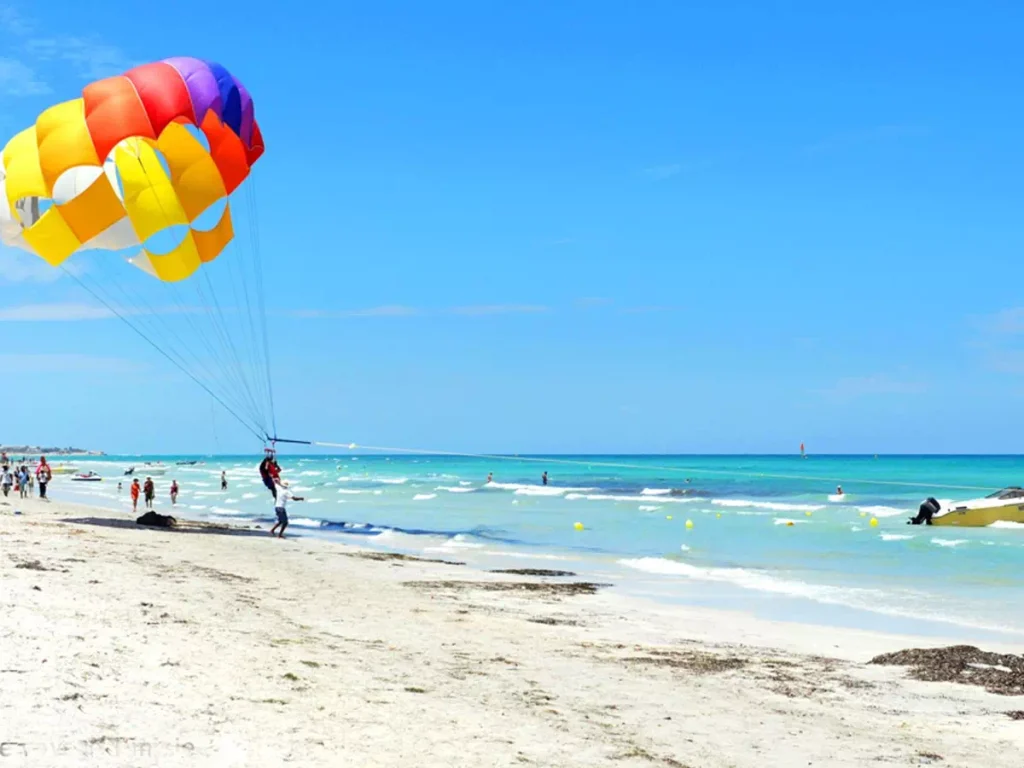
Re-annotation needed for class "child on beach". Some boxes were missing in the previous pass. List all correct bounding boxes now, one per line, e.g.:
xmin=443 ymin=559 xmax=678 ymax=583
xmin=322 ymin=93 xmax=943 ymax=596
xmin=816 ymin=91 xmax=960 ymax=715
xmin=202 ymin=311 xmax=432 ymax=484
xmin=143 ymin=477 xmax=155 ymax=509
xmin=269 ymin=480 xmax=304 ymax=539
xmin=2 ymin=466 xmax=12 ymax=497
xmin=35 ymin=457 xmax=51 ymax=500
xmin=170 ymin=480 xmax=179 ymax=505
xmin=130 ymin=479 xmax=140 ymax=512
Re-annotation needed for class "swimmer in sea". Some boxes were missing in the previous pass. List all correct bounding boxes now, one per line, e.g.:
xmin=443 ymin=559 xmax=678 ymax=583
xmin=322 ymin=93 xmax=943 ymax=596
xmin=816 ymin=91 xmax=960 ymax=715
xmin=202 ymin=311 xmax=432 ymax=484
xmin=836 ymin=485 xmax=843 ymax=496
xmin=542 ymin=471 xmax=548 ymax=486
xmin=486 ymin=472 xmax=493 ymax=483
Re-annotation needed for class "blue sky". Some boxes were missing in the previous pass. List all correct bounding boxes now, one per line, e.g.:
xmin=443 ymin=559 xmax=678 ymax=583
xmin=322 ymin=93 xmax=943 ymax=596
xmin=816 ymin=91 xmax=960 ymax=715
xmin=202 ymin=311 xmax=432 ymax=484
xmin=0 ymin=1 xmax=1023 ymax=455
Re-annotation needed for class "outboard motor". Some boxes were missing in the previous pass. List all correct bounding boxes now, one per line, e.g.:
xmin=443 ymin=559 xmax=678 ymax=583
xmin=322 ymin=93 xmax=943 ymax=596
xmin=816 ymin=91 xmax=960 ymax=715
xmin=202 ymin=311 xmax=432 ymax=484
xmin=909 ymin=497 xmax=940 ymax=525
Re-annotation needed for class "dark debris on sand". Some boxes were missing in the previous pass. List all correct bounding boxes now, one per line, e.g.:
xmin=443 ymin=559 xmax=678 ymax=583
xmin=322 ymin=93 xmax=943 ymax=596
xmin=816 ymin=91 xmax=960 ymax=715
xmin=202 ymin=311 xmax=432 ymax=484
xmin=528 ymin=617 xmax=581 ymax=626
xmin=489 ymin=569 xmax=577 ymax=577
xmin=404 ymin=580 xmax=609 ymax=597
xmin=339 ymin=552 xmax=465 ymax=566
xmin=12 ymin=559 xmax=67 ymax=573
xmin=870 ymin=645 xmax=1024 ymax=696
xmin=624 ymin=649 xmax=747 ymax=674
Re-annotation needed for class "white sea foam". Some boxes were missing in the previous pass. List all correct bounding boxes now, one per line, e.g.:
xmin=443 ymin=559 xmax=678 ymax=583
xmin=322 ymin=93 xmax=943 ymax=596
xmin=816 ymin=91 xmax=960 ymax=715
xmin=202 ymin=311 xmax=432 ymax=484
xmin=375 ymin=477 xmax=408 ymax=485
xmin=480 ymin=550 xmax=572 ymax=561
xmin=856 ymin=505 xmax=905 ymax=518
xmin=288 ymin=518 xmax=323 ymax=528
xmin=641 ymin=488 xmax=672 ymax=496
xmin=242 ymin=493 xmax=257 ymax=500
xmin=337 ymin=489 xmax=365 ymax=495
xmin=414 ymin=493 xmax=437 ymax=501
xmin=564 ymin=492 xmax=697 ymax=504
xmin=931 ymin=538 xmax=969 ymax=548
xmin=713 ymin=499 xmax=824 ymax=512
xmin=435 ymin=486 xmax=475 ymax=494
xmin=989 ymin=521 xmax=1024 ymax=529
xmin=639 ymin=505 xmax=661 ymax=512
xmin=459 ymin=481 xmax=473 ymax=486
xmin=880 ymin=534 xmax=914 ymax=541
xmin=828 ymin=494 xmax=845 ymax=502
xmin=299 ymin=470 xmax=323 ymax=477
xmin=774 ymin=518 xmax=810 ymax=526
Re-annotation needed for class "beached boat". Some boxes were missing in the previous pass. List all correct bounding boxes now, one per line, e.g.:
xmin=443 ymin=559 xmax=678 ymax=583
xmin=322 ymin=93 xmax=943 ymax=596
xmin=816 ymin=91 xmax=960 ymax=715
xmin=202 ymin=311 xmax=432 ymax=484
xmin=910 ymin=487 xmax=1024 ymax=527
xmin=49 ymin=464 xmax=79 ymax=475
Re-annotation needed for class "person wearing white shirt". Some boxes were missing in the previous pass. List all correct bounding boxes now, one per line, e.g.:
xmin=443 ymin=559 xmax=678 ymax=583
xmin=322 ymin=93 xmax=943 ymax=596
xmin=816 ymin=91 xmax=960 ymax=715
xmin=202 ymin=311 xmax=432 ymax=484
xmin=269 ymin=480 xmax=304 ymax=539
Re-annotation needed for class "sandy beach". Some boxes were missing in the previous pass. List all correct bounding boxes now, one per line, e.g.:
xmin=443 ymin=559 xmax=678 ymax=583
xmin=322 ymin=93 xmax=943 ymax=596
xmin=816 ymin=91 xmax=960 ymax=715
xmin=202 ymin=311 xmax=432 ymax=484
xmin=2 ymin=497 xmax=1023 ymax=767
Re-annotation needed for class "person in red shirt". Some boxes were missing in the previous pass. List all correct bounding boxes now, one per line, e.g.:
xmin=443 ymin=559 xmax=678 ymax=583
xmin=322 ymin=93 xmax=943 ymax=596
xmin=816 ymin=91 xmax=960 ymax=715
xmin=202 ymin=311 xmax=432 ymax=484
xmin=130 ymin=478 xmax=141 ymax=513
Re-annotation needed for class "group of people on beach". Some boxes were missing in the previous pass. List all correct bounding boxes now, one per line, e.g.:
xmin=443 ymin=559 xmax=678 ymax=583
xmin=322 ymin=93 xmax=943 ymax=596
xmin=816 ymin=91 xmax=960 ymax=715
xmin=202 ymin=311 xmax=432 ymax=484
xmin=0 ymin=453 xmax=52 ymax=500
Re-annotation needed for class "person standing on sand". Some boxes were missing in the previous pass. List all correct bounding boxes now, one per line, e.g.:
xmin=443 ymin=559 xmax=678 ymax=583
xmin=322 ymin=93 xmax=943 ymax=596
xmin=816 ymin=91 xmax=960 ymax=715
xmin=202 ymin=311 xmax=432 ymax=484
xmin=221 ymin=471 xmax=228 ymax=491
xmin=17 ymin=466 xmax=28 ymax=499
xmin=1 ymin=466 xmax=12 ymax=497
xmin=269 ymin=480 xmax=304 ymax=539
xmin=35 ymin=457 xmax=51 ymax=500
xmin=143 ymin=477 xmax=155 ymax=509
xmin=130 ymin=478 xmax=140 ymax=512
xmin=170 ymin=480 xmax=179 ymax=505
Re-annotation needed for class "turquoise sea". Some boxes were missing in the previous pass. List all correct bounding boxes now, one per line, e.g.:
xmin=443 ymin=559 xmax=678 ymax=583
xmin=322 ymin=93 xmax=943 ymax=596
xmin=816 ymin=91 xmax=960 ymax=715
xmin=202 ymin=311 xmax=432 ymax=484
xmin=50 ymin=454 xmax=1024 ymax=641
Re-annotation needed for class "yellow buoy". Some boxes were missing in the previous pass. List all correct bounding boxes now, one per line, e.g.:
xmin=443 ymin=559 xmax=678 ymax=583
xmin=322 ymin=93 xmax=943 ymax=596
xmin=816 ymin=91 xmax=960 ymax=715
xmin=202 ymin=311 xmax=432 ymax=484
xmin=573 ymin=521 xmax=584 ymax=531
xmin=859 ymin=511 xmax=867 ymax=517
xmin=786 ymin=521 xmax=795 ymax=527
xmin=805 ymin=510 xmax=813 ymax=517
xmin=685 ymin=519 xmax=694 ymax=529
xmin=666 ymin=515 xmax=673 ymax=520
xmin=869 ymin=518 xmax=879 ymax=527
xmin=715 ymin=513 xmax=721 ymax=518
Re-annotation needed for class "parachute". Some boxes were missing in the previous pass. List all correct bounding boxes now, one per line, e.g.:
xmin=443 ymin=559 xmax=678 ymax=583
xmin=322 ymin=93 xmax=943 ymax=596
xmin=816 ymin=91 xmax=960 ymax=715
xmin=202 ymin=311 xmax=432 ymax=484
xmin=0 ymin=58 xmax=275 ymax=442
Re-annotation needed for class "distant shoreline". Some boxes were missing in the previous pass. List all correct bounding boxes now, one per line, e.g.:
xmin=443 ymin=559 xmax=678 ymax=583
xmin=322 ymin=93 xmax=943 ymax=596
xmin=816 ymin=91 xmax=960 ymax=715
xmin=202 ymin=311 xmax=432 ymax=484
xmin=0 ymin=447 xmax=104 ymax=457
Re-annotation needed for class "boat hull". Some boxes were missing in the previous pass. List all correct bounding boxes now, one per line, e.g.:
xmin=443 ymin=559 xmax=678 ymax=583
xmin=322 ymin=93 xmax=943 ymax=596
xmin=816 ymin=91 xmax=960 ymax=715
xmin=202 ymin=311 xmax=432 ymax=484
xmin=932 ymin=503 xmax=1024 ymax=527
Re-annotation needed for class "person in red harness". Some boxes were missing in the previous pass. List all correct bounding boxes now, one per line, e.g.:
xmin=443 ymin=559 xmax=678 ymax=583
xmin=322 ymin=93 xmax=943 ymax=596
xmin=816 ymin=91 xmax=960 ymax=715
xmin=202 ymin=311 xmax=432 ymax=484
xmin=259 ymin=447 xmax=282 ymax=500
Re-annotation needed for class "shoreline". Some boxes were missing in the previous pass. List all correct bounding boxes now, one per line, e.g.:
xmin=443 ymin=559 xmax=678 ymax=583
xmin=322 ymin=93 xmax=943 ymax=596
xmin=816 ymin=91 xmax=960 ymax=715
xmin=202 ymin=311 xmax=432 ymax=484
xmin=49 ymin=480 xmax=1024 ymax=647
xmin=2 ymin=496 xmax=1023 ymax=766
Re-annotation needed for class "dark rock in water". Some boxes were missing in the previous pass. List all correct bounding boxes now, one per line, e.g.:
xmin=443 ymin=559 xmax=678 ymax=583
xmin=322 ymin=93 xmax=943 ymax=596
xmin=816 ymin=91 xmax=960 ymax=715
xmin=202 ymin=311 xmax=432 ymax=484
xmin=489 ymin=569 xmax=577 ymax=577
xmin=870 ymin=645 xmax=1024 ymax=696
xmin=136 ymin=511 xmax=177 ymax=528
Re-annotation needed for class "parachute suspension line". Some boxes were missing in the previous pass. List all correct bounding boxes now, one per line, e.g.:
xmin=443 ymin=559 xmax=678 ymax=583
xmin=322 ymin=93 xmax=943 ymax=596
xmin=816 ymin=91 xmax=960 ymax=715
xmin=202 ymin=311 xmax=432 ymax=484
xmin=305 ymin=440 xmax=1002 ymax=493
xmin=75 ymin=264 xmax=258 ymax=427
xmin=61 ymin=266 xmax=266 ymax=442
xmin=122 ymin=145 xmax=267 ymax=431
xmin=245 ymin=173 xmax=276 ymax=440
xmin=195 ymin=270 xmax=268 ymax=436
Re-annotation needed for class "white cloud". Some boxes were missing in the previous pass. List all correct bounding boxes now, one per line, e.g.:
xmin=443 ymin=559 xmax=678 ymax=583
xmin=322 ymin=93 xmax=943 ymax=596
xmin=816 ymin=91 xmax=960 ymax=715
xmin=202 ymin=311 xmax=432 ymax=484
xmin=446 ymin=304 xmax=549 ymax=316
xmin=0 ymin=302 xmax=116 ymax=321
xmin=976 ymin=307 xmax=1024 ymax=335
xmin=805 ymin=125 xmax=929 ymax=155
xmin=290 ymin=305 xmax=420 ymax=319
xmin=574 ymin=297 xmax=614 ymax=309
xmin=0 ymin=353 xmax=141 ymax=372
xmin=620 ymin=305 xmax=676 ymax=314
xmin=25 ymin=36 xmax=137 ymax=81
xmin=0 ymin=247 xmax=80 ymax=283
xmin=815 ymin=374 xmax=926 ymax=399
xmin=643 ymin=164 xmax=682 ymax=180
xmin=0 ymin=56 xmax=49 ymax=95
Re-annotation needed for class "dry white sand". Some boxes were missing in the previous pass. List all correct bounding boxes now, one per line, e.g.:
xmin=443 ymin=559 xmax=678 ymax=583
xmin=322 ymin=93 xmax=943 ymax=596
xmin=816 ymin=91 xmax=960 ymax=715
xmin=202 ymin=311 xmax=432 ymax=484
xmin=2 ymin=496 xmax=1023 ymax=767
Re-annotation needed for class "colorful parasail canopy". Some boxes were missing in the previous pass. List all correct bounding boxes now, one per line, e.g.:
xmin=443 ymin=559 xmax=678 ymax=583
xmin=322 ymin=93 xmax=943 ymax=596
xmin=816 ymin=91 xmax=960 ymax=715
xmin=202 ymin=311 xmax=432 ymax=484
xmin=0 ymin=57 xmax=265 ymax=282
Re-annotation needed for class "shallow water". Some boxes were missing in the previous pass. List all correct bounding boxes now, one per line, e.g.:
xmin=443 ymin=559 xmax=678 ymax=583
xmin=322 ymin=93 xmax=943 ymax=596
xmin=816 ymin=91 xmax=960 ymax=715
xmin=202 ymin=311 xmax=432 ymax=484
xmin=49 ymin=454 xmax=1024 ymax=640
